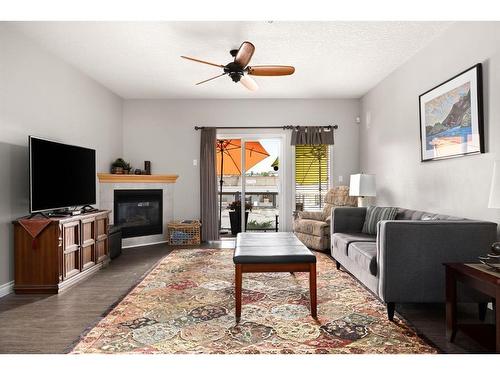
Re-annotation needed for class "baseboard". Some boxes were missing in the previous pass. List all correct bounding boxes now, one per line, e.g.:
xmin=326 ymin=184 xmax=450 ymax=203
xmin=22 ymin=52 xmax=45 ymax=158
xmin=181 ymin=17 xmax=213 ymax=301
xmin=0 ymin=280 xmax=14 ymax=298
xmin=122 ymin=240 xmax=168 ymax=249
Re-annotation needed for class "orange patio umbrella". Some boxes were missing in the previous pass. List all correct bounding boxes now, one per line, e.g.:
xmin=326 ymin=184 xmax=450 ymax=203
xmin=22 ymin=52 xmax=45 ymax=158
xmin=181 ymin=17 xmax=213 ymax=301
xmin=216 ymin=139 xmax=270 ymax=231
xmin=216 ymin=139 xmax=270 ymax=175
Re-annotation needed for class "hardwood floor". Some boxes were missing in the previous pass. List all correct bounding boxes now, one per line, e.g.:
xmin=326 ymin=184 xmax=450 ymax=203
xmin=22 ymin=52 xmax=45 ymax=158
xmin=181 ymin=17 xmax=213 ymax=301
xmin=0 ymin=241 xmax=493 ymax=354
xmin=0 ymin=243 xmax=175 ymax=353
xmin=397 ymin=303 xmax=493 ymax=353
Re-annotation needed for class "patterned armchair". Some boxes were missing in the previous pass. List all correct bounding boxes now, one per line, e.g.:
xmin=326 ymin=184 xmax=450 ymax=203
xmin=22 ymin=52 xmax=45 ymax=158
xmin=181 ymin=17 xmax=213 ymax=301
xmin=293 ymin=186 xmax=357 ymax=251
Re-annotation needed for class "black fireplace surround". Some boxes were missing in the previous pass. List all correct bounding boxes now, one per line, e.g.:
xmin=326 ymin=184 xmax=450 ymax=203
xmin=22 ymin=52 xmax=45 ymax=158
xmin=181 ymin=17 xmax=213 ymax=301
xmin=114 ymin=189 xmax=163 ymax=238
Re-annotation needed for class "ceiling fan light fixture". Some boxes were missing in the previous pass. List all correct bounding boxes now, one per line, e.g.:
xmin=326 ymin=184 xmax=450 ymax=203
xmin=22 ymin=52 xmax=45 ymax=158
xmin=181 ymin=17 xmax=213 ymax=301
xmin=240 ymin=75 xmax=258 ymax=91
xmin=229 ymin=71 xmax=243 ymax=82
xmin=182 ymin=41 xmax=294 ymax=90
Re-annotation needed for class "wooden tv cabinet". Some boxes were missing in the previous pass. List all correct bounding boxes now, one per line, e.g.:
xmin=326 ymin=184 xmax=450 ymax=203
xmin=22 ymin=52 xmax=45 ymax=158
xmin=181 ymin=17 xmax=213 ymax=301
xmin=13 ymin=210 xmax=110 ymax=294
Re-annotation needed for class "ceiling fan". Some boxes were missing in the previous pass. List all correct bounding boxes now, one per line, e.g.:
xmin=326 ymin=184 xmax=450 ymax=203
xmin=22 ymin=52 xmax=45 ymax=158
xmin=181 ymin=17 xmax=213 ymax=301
xmin=181 ymin=41 xmax=295 ymax=91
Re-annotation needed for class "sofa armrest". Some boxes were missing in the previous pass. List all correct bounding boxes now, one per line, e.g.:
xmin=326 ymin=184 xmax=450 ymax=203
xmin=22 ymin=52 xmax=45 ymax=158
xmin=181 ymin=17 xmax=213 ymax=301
xmin=297 ymin=211 xmax=325 ymax=221
xmin=330 ymin=207 xmax=367 ymax=235
xmin=377 ymin=220 xmax=497 ymax=303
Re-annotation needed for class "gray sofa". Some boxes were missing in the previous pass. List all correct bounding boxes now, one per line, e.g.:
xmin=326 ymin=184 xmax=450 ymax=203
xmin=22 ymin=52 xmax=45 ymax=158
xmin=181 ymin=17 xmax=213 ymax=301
xmin=330 ymin=207 xmax=497 ymax=320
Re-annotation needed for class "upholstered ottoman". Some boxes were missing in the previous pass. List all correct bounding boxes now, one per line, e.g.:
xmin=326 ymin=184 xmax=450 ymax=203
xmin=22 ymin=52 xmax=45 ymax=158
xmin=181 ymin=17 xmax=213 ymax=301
xmin=233 ymin=232 xmax=317 ymax=322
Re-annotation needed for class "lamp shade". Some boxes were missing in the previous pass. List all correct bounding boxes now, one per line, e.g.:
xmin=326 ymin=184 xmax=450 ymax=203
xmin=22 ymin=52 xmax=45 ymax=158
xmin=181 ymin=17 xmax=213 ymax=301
xmin=349 ymin=174 xmax=376 ymax=197
xmin=488 ymin=161 xmax=500 ymax=208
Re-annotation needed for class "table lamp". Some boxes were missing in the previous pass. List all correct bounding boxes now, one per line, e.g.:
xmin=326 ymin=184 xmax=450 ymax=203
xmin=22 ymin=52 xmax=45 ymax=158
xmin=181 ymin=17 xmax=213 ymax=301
xmin=349 ymin=173 xmax=376 ymax=207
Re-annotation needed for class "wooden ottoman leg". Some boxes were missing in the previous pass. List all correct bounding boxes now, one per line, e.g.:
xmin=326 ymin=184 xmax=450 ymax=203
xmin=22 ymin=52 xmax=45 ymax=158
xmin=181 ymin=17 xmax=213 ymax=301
xmin=235 ymin=264 xmax=242 ymax=322
xmin=309 ymin=263 xmax=317 ymax=318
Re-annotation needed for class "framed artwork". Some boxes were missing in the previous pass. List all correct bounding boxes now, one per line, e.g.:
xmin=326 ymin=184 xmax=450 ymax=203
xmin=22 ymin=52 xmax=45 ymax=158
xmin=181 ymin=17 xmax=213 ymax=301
xmin=419 ymin=63 xmax=484 ymax=162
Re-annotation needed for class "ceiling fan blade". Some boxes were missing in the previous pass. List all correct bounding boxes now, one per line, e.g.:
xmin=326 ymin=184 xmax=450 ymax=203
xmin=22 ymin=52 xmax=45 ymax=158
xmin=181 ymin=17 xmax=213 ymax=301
xmin=234 ymin=41 xmax=255 ymax=68
xmin=240 ymin=75 xmax=258 ymax=91
xmin=195 ymin=73 xmax=227 ymax=85
xmin=247 ymin=65 xmax=295 ymax=76
xmin=181 ymin=55 xmax=225 ymax=68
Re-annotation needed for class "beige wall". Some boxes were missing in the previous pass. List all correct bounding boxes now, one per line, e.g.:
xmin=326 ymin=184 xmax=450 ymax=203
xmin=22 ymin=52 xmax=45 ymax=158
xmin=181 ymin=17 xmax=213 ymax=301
xmin=360 ymin=22 xmax=500 ymax=228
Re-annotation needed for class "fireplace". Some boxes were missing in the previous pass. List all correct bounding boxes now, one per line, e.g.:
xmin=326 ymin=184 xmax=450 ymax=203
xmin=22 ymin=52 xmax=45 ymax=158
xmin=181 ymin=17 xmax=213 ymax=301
xmin=114 ymin=189 xmax=163 ymax=238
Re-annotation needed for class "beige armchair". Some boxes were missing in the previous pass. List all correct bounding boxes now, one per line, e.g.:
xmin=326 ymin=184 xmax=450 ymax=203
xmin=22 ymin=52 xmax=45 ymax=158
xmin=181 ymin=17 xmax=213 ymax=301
xmin=293 ymin=186 xmax=357 ymax=251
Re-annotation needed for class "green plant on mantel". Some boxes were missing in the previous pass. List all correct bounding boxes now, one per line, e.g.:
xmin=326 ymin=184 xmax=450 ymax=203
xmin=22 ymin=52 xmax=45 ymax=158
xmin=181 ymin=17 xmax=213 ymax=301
xmin=111 ymin=158 xmax=131 ymax=173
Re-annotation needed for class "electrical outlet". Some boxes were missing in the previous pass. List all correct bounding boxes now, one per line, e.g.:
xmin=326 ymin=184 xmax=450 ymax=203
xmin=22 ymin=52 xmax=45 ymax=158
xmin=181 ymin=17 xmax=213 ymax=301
xmin=193 ymin=159 xmax=198 ymax=166
xmin=339 ymin=175 xmax=343 ymax=182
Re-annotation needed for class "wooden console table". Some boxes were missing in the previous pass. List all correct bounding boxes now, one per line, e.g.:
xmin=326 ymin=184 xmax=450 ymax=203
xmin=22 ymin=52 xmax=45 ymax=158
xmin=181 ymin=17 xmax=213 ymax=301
xmin=445 ymin=262 xmax=500 ymax=353
xmin=13 ymin=210 xmax=110 ymax=294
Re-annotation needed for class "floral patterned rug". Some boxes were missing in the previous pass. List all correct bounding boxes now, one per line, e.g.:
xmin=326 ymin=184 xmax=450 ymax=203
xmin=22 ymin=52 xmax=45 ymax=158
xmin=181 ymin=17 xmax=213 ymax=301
xmin=71 ymin=248 xmax=438 ymax=354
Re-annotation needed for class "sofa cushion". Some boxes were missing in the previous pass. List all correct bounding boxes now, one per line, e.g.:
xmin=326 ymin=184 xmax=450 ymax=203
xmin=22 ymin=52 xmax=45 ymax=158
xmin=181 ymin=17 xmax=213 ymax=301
xmin=331 ymin=232 xmax=376 ymax=255
xmin=362 ymin=206 xmax=398 ymax=235
xmin=322 ymin=203 xmax=334 ymax=221
xmin=348 ymin=242 xmax=378 ymax=276
xmin=395 ymin=208 xmax=465 ymax=221
xmin=293 ymin=218 xmax=329 ymax=237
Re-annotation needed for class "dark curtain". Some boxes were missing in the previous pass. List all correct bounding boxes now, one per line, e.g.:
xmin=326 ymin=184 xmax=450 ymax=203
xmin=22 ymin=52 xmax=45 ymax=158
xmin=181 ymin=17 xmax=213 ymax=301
xmin=200 ymin=128 xmax=219 ymax=241
xmin=290 ymin=126 xmax=335 ymax=145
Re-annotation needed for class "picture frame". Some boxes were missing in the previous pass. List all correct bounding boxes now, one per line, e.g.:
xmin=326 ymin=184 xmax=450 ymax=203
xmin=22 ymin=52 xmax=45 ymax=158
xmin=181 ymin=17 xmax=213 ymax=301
xmin=419 ymin=63 xmax=484 ymax=162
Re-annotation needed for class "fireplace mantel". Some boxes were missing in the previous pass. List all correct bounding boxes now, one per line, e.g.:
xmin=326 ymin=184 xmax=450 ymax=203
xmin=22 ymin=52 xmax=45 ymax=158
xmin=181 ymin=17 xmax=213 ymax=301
xmin=97 ymin=173 xmax=178 ymax=183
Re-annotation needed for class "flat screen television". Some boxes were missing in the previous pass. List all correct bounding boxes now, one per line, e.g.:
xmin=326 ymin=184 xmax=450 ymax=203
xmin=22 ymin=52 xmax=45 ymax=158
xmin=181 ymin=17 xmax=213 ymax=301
xmin=29 ymin=136 xmax=96 ymax=213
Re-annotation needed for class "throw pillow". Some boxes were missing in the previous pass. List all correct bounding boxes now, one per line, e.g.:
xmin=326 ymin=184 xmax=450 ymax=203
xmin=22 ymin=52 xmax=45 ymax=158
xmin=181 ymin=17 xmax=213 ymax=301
xmin=362 ymin=206 xmax=398 ymax=235
xmin=421 ymin=213 xmax=439 ymax=221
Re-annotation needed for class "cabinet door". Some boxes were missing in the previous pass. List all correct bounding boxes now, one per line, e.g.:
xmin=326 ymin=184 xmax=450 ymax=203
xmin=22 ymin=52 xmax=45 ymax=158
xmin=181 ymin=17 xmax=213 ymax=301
xmin=96 ymin=214 xmax=109 ymax=263
xmin=62 ymin=221 xmax=80 ymax=279
xmin=96 ymin=238 xmax=108 ymax=263
xmin=81 ymin=217 xmax=96 ymax=270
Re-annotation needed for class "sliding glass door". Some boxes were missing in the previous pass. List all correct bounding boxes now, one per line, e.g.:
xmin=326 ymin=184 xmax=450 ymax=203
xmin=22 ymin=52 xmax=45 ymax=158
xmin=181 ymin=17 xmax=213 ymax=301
xmin=243 ymin=138 xmax=280 ymax=233
xmin=217 ymin=136 xmax=282 ymax=236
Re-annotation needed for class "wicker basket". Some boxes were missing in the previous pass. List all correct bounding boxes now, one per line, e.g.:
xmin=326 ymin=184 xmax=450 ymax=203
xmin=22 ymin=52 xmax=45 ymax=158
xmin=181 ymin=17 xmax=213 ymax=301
xmin=166 ymin=220 xmax=201 ymax=245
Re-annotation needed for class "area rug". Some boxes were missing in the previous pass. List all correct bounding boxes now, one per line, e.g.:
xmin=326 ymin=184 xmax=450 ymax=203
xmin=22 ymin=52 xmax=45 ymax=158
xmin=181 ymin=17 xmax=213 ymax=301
xmin=71 ymin=249 xmax=438 ymax=354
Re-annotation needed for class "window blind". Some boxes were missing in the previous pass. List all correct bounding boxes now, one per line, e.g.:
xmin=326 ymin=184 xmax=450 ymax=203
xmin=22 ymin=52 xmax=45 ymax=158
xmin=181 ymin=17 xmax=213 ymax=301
xmin=295 ymin=145 xmax=331 ymax=211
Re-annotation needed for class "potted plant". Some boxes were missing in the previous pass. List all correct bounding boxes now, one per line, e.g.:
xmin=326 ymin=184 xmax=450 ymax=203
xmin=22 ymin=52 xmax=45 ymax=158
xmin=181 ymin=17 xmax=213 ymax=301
xmin=111 ymin=158 xmax=131 ymax=174
xmin=228 ymin=200 xmax=252 ymax=235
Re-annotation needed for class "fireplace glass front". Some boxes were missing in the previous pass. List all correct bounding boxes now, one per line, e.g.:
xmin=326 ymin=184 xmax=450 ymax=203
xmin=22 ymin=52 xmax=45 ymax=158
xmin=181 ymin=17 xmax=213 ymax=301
xmin=114 ymin=189 xmax=163 ymax=238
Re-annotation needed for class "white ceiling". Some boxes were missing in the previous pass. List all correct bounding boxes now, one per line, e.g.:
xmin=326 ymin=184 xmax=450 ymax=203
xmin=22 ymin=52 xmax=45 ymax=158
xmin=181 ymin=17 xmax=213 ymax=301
xmin=10 ymin=21 xmax=452 ymax=99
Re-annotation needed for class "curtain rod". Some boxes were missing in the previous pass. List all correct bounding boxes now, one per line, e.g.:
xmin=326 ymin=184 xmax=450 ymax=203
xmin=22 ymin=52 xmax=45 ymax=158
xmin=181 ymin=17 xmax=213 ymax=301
xmin=194 ymin=125 xmax=338 ymax=130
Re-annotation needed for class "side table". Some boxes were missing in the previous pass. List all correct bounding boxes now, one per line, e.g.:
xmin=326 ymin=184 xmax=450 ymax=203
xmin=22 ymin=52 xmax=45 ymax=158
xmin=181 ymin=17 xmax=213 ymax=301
xmin=444 ymin=262 xmax=500 ymax=353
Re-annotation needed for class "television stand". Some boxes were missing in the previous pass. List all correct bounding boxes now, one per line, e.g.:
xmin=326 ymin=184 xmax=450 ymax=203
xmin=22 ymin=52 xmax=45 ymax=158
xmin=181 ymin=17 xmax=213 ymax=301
xmin=13 ymin=210 xmax=111 ymax=294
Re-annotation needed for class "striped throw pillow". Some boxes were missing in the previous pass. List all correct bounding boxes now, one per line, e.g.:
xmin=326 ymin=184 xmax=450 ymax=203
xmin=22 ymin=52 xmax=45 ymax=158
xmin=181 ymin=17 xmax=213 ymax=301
xmin=362 ymin=206 xmax=398 ymax=235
